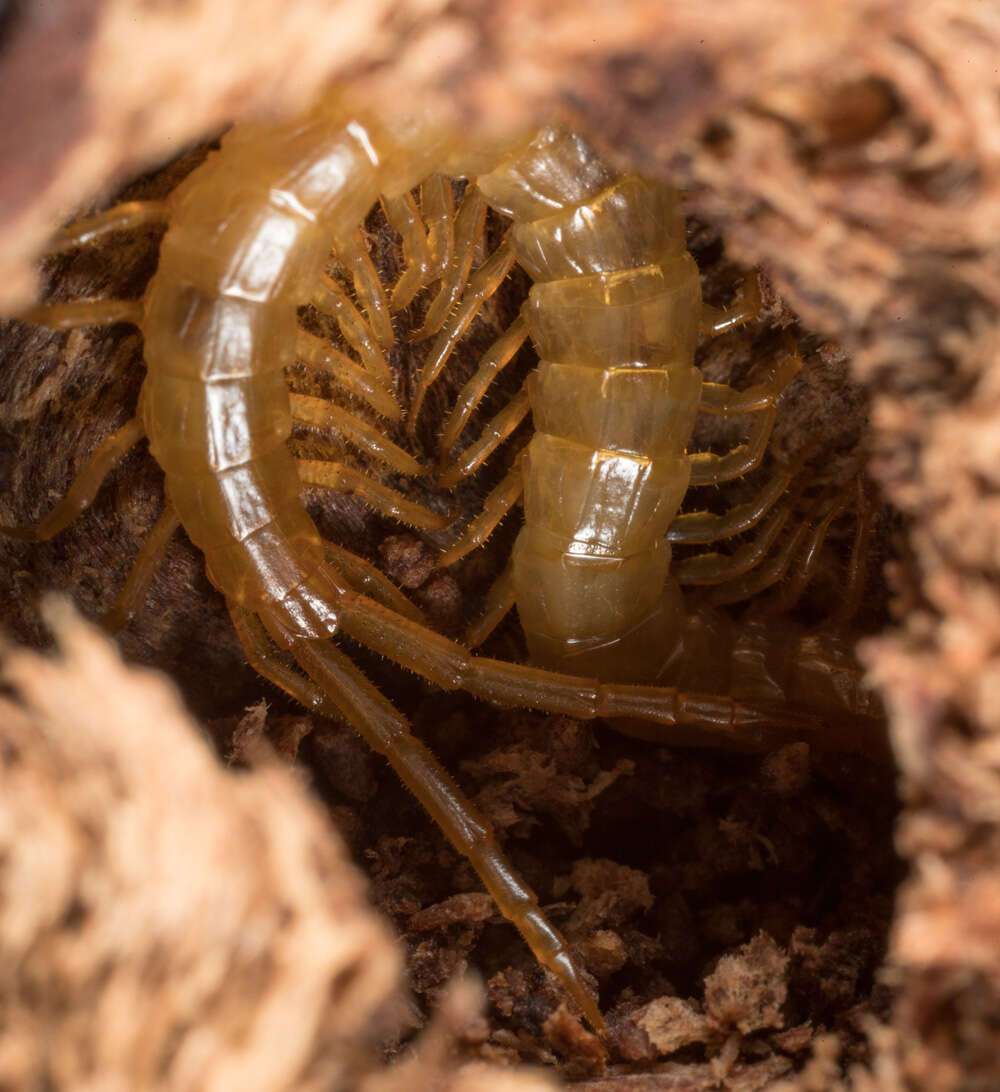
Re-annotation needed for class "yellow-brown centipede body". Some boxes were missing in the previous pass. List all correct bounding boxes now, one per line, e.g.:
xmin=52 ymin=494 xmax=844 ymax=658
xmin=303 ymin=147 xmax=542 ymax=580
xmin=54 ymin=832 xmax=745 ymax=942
xmin=0 ymin=91 xmax=886 ymax=1035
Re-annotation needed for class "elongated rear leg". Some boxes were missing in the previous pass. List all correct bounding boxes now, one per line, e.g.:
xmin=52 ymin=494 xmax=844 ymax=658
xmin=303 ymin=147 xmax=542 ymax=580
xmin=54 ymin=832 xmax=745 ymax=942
xmin=229 ymin=604 xmax=605 ymax=1036
xmin=100 ymin=504 xmax=181 ymax=632
xmin=323 ymin=568 xmax=823 ymax=748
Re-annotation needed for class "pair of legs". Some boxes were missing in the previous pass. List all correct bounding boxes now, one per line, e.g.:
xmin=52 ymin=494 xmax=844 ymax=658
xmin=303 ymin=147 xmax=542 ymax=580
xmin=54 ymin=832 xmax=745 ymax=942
xmin=426 ymin=274 xmax=814 ymax=634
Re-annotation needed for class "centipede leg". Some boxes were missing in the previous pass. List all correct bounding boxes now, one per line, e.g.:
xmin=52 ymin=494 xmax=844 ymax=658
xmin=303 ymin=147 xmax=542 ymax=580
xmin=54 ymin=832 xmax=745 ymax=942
xmin=699 ymin=340 xmax=802 ymax=415
xmin=667 ymin=462 xmax=797 ymax=546
xmin=409 ymin=233 xmax=516 ymax=432
xmin=465 ymin=560 xmax=516 ymax=647
xmin=673 ymin=505 xmax=791 ymax=586
xmin=700 ymin=272 xmax=762 ymax=335
xmin=831 ymin=479 xmax=875 ymax=629
xmin=289 ymin=393 xmax=425 ymax=475
xmin=234 ymin=603 xmax=605 ymax=1035
xmin=688 ymin=406 xmax=778 ymax=486
xmin=19 ymin=298 xmax=145 ymax=329
xmin=408 ymin=185 xmax=488 ymax=342
xmin=311 ymin=273 xmax=393 ymax=388
xmin=381 ymin=191 xmax=434 ymax=312
xmin=439 ymin=316 xmax=529 ymax=457
xmin=688 ymin=342 xmax=803 ymax=485
xmin=753 ymin=495 xmax=852 ymax=614
xmin=707 ymin=518 xmax=817 ymax=608
xmin=0 ymin=416 xmax=146 ymax=541
xmin=418 ymin=174 xmax=456 ymax=283
xmin=43 ymin=200 xmax=169 ymax=253
xmin=295 ymin=331 xmax=401 ymax=420
xmin=19 ymin=203 xmax=166 ymax=326
xmin=327 ymin=577 xmax=826 ymax=753
xmin=297 ymin=459 xmax=451 ymax=531
xmin=230 ymin=606 xmax=332 ymax=714
xmin=101 ymin=503 xmax=180 ymax=633
xmin=323 ymin=542 xmax=426 ymax=624
xmin=332 ymin=227 xmax=394 ymax=350
xmin=439 ymin=383 xmax=531 ymax=486
xmin=438 ymin=456 xmax=524 ymax=566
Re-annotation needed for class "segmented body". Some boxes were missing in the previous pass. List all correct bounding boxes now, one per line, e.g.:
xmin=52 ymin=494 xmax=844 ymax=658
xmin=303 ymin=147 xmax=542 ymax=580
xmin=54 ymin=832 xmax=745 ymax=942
xmin=2 ymin=92 xmax=886 ymax=1034
xmin=142 ymin=103 xmax=435 ymax=640
xmin=473 ymin=131 xmax=701 ymax=681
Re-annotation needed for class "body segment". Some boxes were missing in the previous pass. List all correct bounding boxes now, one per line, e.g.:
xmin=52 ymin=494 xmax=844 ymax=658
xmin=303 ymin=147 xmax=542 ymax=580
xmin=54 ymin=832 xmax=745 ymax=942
xmin=472 ymin=130 xmax=703 ymax=679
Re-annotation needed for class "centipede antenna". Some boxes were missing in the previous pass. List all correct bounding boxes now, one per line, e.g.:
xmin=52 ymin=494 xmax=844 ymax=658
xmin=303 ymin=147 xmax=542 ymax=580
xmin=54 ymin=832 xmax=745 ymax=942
xmin=44 ymin=200 xmax=169 ymax=253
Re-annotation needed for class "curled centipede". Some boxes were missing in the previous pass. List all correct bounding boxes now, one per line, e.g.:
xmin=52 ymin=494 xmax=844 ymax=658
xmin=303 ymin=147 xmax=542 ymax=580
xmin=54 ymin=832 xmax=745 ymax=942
xmin=0 ymin=92 xmax=888 ymax=1037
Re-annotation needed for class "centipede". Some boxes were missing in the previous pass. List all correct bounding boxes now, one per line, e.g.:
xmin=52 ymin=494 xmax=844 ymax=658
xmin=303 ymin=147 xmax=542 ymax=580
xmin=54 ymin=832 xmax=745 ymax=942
xmin=0 ymin=91 xmax=889 ymax=1039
